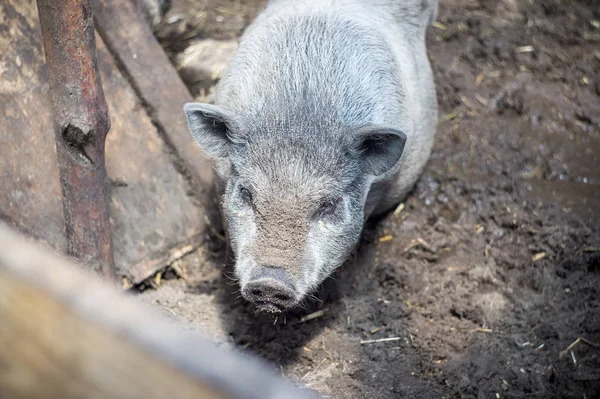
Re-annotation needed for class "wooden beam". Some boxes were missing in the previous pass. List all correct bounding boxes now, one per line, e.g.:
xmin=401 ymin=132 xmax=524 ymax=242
xmin=91 ymin=0 xmax=214 ymax=195
xmin=0 ymin=223 xmax=317 ymax=399
xmin=36 ymin=0 xmax=116 ymax=281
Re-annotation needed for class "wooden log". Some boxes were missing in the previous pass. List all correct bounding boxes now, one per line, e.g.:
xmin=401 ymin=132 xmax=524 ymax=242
xmin=36 ymin=0 xmax=116 ymax=281
xmin=0 ymin=223 xmax=317 ymax=399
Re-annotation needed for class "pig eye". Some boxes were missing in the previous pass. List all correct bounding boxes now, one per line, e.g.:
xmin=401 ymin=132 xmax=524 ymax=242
xmin=317 ymin=199 xmax=338 ymax=219
xmin=239 ymin=187 xmax=253 ymax=204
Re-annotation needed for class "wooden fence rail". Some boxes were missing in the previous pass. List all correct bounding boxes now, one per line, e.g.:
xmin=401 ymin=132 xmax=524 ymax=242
xmin=0 ymin=223 xmax=317 ymax=399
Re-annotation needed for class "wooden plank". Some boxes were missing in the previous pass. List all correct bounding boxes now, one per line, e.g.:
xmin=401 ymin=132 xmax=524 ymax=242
xmin=91 ymin=0 xmax=214 ymax=193
xmin=0 ymin=0 xmax=67 ymax=251
xmin=0 ymin=0 xmax=206 ymax=284
xmin=0 ymin=223 xmax=317 ymax=399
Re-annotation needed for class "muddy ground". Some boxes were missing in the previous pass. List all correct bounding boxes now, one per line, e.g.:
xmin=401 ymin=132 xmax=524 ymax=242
xmin=139 ymin=0 xmax=600 ymax=397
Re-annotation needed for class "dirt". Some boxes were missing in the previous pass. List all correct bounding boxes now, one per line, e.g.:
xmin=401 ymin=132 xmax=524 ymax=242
xmin=139 ymin=0 xmax=600 ymax=398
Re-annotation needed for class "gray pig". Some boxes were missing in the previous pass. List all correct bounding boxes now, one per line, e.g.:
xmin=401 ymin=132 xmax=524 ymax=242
xmin=184 ymin=0 xmax=439 ymax=313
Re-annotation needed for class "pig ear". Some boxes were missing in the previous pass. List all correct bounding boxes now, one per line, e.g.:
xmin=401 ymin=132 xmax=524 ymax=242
xmin=184 ymin=103 xmax=235 ymax=158
xmin=353 ymin=126 xmax=407 ymax=177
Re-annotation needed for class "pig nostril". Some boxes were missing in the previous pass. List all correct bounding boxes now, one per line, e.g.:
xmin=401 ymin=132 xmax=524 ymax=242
xmin=250 ymin=288 xmax=263 ymax=297
xmin=274 ymin=293 xmax=292 ymax=302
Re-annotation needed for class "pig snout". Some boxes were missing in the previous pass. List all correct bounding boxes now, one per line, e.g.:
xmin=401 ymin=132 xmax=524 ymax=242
xmin=242 ymin=266 xmax=298 ymax=313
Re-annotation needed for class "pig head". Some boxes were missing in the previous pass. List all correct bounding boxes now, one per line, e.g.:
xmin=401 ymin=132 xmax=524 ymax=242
xmin=185 ymin=104 xmax=406 ymax=313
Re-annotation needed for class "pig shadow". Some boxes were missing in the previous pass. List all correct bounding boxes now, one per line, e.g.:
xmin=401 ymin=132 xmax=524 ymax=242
xmin=204 ymin=209 xmax=389 ymax=369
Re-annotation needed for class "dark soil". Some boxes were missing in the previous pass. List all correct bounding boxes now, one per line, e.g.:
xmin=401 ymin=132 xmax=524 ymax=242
xmin=141 ymin=0 xmax=600 ymax=398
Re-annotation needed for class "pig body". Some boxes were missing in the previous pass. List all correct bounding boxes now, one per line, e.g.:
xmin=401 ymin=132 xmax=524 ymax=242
xmin=185 ymin=0 xmax=438 ymax=312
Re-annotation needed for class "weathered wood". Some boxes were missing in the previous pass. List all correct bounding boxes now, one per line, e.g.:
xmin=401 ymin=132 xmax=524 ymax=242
xmin=36 ymin=0 xmax=116 ymax=280
xmin=0 ymin=223 xmax=317 ymax=399
xmin=0 ymin=0 xmax=206 ymax=284
xmin=91 ymin=0 xmax=214 ymax=193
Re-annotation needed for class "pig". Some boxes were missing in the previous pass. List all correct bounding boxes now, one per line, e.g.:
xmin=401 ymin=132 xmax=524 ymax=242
xmin=184 ymin=0 xmax=439 ymax=313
